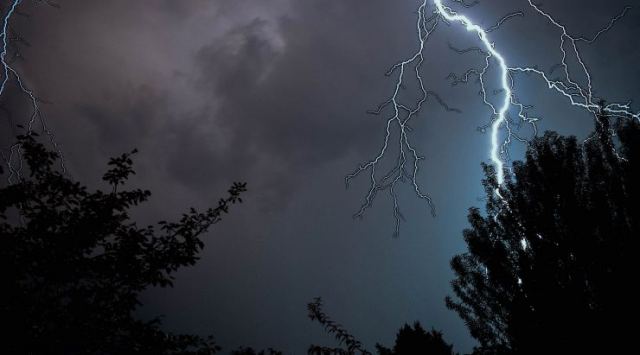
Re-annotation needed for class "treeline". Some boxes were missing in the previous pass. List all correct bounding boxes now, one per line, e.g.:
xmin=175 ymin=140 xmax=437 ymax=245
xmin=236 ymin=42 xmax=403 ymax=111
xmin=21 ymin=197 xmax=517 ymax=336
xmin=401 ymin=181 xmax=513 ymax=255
xmin=1 ymin=116 xmax=637 ymax=354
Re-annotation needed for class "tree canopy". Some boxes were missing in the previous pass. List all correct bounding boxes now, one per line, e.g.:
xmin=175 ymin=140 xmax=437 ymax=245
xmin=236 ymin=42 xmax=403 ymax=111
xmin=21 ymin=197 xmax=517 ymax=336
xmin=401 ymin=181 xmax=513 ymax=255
xmin=446 ymin=117 xmax=639 ymax=354
xmin=375 ymin=322 xmax=454 ymax=355
xmin=0 ymin=134 xmax=246 ymax=354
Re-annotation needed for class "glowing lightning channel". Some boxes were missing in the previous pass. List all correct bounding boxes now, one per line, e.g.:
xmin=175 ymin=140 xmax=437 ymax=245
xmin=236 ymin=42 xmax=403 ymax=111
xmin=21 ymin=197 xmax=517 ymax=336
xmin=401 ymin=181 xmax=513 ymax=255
xmin=435 ymin=0 xmax=638 ymax=184
xmin=434 ymin=0 xmax=511 ymax=184
xmin=349 ymin=0 xmax=638 ymax=235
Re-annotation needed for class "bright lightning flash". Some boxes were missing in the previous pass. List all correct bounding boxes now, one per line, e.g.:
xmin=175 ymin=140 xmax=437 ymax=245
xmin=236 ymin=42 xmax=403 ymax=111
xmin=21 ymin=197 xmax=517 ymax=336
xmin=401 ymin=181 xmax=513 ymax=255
xmin=348 ymin=0 xmax=639 ymax=235
xmin=434 ymin=0 xmax=512 ymax=185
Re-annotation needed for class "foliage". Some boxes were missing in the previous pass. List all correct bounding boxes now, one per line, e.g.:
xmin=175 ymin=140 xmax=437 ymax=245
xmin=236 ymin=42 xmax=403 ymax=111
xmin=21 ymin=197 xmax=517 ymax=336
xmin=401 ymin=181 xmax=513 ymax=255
xmin=307 ymin=298 xmax=371 ymax=355
xmin=230 ymin=347 xmax=282 ymax=355
xmin=375 ymin=322 xmax=454 ymax=355
xmin=446 ymin=117 xmax=639 ymax=354
xmin=307 ymin=299 xmax=455 ymax=355
xmin=0 ymin=134 xmax=246 ymax=354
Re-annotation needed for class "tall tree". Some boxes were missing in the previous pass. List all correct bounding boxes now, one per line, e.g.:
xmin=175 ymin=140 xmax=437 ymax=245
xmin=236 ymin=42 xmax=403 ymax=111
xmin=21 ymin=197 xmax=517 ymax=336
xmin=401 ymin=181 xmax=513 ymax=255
xmin=0 ymin=134 xmax=246 ymax=354
xmin=446 ymin=117 xmax=639 ymax=354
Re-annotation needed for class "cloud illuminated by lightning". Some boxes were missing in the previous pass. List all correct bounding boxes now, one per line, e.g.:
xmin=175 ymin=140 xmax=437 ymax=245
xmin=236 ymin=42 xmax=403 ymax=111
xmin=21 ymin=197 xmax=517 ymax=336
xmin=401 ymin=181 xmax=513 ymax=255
xmin=348 ymin=0 xmax=639 ymax=235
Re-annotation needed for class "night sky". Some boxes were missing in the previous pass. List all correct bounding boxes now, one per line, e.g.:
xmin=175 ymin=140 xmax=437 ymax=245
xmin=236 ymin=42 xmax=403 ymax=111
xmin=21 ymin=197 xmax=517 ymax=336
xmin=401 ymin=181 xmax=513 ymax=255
xmin=3 ymin=0 xmax=640 ymax=353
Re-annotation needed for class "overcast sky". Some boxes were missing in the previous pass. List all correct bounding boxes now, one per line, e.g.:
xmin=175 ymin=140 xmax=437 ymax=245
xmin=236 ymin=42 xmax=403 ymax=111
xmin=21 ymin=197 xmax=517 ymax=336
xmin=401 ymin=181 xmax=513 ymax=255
xmin=3 ymin=0 xmax=640 ymax=353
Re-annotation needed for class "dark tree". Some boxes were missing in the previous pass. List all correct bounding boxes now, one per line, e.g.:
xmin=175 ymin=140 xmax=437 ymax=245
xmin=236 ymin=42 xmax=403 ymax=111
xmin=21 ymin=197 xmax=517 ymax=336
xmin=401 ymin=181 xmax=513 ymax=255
xmin=375 ymin=322 xmax=454 ymax=355
xmin=0 ymin=134 xmax=246 ymax=354
xmin=446 ymin=117 xmax=639 ymax=354
xmin=230 ymin=347 xmax=282 ymax=355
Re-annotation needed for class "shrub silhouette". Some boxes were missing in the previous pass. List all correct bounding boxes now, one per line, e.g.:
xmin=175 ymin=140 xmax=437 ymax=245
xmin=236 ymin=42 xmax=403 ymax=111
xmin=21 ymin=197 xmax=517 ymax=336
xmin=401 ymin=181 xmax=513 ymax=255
xmin=0 ymin=134 xmax=246 ymax=354
xmin=375 ymin=322 xmax=454 ymax=355
xmin=307 ymin=298 xmax=371 ymax=355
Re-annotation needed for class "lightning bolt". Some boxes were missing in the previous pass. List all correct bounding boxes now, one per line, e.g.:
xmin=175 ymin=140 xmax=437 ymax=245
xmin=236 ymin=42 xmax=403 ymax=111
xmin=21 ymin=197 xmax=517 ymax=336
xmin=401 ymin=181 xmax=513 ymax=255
xmin=346 ymin=1 xmax=446 ymax=237
xmin=349 ymin=0 xmax=639 ymax=235
xmin=1 ymin=0 xmax=22 ymax=97
xmin=1 ymin=0 xmax=63 ymax=183
xmin=434 ymin=0 xmax=513 ymax=185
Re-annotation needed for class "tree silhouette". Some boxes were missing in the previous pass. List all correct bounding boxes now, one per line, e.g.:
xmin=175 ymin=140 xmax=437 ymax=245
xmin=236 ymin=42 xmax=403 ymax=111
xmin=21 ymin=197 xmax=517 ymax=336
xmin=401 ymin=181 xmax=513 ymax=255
xmin=307 ymin=298 xmax=371 ymax=355
xmin=230 ymin=347 xmax=282 ymax=355
xmin=307 ymin=299 xmax=455 ymax=355
xmin=446 ymin=116 xmax=639 ymax=354
xmin=375 ymin=322 xmax=454 ymax=355
xmin=0 ymin=134 xmax=246 ymax=354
